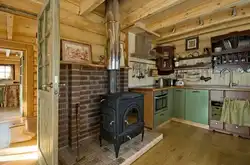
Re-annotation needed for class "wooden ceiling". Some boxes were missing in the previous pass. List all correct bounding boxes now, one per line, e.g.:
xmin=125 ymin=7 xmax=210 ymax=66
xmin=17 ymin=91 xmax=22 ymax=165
xmin=0 ymin=0 xmax=250 ymax=43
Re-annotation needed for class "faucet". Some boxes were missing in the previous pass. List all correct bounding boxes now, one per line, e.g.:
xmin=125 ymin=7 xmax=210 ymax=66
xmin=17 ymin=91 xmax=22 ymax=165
xmin=220 ymin=68 xmax=238 ymax=88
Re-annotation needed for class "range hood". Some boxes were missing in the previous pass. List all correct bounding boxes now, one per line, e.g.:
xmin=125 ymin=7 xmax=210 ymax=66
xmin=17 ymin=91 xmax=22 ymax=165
xmin=131 ymin=33 xmax=161 ymax=60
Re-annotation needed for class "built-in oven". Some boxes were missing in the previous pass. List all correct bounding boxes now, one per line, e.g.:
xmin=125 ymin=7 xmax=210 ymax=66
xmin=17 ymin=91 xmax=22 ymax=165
xmin=154 ymin=90 xmax=168 ymax=113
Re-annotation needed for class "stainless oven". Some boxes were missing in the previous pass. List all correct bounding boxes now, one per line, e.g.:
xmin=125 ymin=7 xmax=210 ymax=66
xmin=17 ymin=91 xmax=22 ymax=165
xmin=154 ymin=90 xmax=168 ymax=113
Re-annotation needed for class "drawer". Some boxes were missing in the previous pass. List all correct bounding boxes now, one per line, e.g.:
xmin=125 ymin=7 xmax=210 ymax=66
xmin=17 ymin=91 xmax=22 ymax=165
xmin=225 ymin=91 xmax=250 ymax=100
xmin=154 ymin=90 xmax=168 ymax=97
xmin=211 ymin=91 xmax=224 ymax=101
xmin=154 ymin=110 xmax=167 ymax=127
xmin=210 ymin=120 xmax=224 ymax=130
xmin=225 ymin=124 xmax=250 ymax=135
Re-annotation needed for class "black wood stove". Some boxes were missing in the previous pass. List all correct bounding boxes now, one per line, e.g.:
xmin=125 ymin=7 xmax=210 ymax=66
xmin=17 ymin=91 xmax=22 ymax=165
xmin=99 ymin=92 xmax=144 ymax=158
xmin=99 ymin=0 xmax=145 ymax=158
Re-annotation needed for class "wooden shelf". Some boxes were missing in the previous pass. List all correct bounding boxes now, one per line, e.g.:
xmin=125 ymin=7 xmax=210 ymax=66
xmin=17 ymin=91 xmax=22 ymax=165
xmin=130 ymin=53 xmax=157 ymax=61
xmin=60 ymin=61 xmax=105 ymax=68
xmin=211 ymin=47 xmax=250 ymax=56
xmin=178 ymin=54 xmax=211 ymax=61
xmin=174 ymin=63 xmax=212 ymax=70
xmin=60 ymin=61 xmax=131 ymax=69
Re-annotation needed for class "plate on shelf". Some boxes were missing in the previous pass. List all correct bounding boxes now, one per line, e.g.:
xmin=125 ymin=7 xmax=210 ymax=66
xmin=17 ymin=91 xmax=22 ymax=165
xmin=223 ymin=40 xmax=232 ymax=49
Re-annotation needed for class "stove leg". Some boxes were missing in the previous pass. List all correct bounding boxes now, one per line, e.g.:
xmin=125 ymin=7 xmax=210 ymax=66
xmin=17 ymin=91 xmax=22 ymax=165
xmin=141 ymin=129 xmax=144 ymax=142
xmin=114 ymin=142 xmax=120 ymax=158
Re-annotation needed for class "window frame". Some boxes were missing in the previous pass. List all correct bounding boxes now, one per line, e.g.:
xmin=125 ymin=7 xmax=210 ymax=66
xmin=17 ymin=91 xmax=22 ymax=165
xmin=0 ymin=64 xmax=15 ymax=80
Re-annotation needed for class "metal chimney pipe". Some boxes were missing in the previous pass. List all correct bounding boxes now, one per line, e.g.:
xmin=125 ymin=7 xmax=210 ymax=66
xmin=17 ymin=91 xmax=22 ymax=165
xmin=105 ymin=0 xmax=120 ymax=94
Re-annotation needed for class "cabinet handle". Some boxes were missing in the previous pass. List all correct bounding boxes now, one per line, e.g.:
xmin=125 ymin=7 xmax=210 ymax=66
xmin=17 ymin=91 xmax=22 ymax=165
xmin=160 ymin=114 xmax=164 ymax=116
xmin=192 ymin=90 xmax=200 ymax=93
xmin=176 ymin=90 xmax=182 ymax=92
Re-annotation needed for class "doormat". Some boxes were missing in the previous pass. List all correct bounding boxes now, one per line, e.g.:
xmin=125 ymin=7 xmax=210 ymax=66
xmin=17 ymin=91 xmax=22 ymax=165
xmin=59 ymin=130 xmax=163 ymax=165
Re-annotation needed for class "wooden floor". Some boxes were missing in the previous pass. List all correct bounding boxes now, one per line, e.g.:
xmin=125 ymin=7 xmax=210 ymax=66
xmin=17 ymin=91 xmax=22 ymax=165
xmin=133 ymin=122 xmax=250 ymax=165
xmin=0 ymin=108 xmax=20 ymax=124
xmin=1 ymin=122 xmax=250 ymax=165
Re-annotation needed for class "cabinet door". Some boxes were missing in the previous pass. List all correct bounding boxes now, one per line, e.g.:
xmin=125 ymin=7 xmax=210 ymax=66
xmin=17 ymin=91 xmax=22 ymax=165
xmin=174 ymin=89 xmax=185 ymax=119
xmin=185 ymin=90 xmax=209 ymax=125
xmin=154 ymin=110 xmax=167 ymax=127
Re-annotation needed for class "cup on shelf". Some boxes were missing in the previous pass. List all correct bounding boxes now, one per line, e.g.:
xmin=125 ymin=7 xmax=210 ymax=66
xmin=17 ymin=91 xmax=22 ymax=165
xmin=214 ymin=47 xmax=222 ymax=53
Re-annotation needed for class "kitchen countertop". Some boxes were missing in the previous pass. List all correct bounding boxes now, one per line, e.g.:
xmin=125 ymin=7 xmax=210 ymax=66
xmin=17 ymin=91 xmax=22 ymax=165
xmin=129 ymin=85 xmax=250 ymax=92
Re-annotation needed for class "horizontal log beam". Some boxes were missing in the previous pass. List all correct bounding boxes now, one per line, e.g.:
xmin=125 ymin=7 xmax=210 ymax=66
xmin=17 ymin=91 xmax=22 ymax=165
xmin=149 ymin=0 xmax=249 ymax=32
xmin=79 ymin=0 xmax=105 ymax=16
xmin=0 ymin=4 xmax=37 ymax=19
xmin=121 ymin=0 xmax=187 ymax=29
xmin=157 ymin=15 xmax=250 ymax=44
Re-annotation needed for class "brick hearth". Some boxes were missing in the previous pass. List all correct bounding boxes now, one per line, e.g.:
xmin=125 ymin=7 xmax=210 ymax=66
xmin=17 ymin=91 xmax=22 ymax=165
xmin=58 ymin=64 xmax=128 ymax=149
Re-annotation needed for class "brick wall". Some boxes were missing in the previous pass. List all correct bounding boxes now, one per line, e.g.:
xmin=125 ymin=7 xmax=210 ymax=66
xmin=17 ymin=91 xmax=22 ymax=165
xmin=58 ymin=64 xmax=128 ymax=149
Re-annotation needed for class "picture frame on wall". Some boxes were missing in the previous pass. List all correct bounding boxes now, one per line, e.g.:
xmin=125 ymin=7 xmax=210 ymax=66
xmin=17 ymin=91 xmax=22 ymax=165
xmin=185 ymin=36 xmax=199 ymax=51
xmin=61 ymin=39 xmax=92 ymax=64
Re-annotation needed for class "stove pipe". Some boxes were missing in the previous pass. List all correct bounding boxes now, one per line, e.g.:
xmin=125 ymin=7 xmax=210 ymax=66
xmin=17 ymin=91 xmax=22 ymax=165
xmin=105 ymin=0 xmax=120 ymax=94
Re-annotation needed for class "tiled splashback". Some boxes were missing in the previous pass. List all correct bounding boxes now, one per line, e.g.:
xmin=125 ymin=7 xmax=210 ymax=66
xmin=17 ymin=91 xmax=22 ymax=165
xmin=163 ymin=69 xmax=250 ymax=86
xmin=128 ymin=57 xmax=156 ymax=87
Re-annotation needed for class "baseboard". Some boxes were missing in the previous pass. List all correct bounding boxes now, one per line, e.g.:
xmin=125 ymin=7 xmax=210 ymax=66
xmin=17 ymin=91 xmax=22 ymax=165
xmin=171 ymin=118 xmax=209 ymax=130
xmin=157 ymin=120 xmax=171 ymax=128
xmin=121 ymin=133 xmax=163 ymax=165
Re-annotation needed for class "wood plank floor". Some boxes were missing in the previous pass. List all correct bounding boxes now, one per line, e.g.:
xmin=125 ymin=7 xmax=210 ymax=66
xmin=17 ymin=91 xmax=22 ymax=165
xmin=133 ymin=122 xmax=250 ymax=165
xmin=1 ymin=122 xmax=250 ymax=165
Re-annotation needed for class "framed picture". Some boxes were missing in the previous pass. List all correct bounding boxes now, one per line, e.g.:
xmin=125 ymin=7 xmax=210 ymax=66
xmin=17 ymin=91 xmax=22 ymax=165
xmin=185 ymin=36 xmax=199 ymax=51
xmin=61 ymin=40 xmax=92 ymax=64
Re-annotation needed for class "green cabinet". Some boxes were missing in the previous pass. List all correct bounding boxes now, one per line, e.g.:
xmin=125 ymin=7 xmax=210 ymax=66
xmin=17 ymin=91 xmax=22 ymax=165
xmin=154 ymin=89 xmax=173 ymax=128
xmin=173 ymin=89 xmax=185 ymax=119
xmin=154 ymin=110 xmax=168 ymax=127
xmin=185 ymin=90 xmax=209 ymax=125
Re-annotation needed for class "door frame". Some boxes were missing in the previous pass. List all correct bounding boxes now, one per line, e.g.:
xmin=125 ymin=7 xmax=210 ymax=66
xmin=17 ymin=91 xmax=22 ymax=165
xmin=0 ymin=39 xmax=34 ymax=117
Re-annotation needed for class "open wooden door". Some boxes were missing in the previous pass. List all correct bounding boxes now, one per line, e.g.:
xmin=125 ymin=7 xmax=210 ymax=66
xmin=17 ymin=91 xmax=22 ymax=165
xmin=37 ymin=0 xmax=60 ymax=164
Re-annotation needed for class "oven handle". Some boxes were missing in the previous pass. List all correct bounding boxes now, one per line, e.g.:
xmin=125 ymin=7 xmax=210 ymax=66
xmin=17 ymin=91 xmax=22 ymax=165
xmin=154 ymin=95 xmax=168 ymax=99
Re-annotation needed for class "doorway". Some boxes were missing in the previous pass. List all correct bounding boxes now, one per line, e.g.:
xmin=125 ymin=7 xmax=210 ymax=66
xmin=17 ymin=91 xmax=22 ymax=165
xmin=0 ymin=48 xmax=23 ymax=125
xmin=0 ymin=0 xmax=60 ymax=164
xmin=0 ymin=41 xmax=37 ymax=163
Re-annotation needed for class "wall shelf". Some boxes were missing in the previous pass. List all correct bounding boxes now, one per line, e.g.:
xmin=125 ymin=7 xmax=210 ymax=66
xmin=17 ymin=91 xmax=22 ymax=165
xmin=178 ymin=54 xmax=211 ymax=61
xmin=211 ymin=47 xmax=250 ymax=56
xmin=60 ymin=61 xmax=131 ymax=69
xmin=175 ymin=63 xmax=212 ymax=70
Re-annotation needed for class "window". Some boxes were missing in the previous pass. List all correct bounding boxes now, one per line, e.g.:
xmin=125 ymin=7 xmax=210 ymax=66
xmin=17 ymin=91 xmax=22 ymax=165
xmin=0 ymin=65 xmax=13 ymax=80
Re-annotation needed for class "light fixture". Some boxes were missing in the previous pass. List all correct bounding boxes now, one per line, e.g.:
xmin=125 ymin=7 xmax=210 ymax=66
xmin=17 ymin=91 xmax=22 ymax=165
xmin=231 ymin=6 xmax=237 ymax=16
xmin=172 ymin=26 xmax=176 ymax=33
xmin=20 ymin=51 xmax=23 ymax=58
xmin=6 ymin=49 xmax=10 ymax=57
xmin=198 ymin=17 xmax=204 ymax=26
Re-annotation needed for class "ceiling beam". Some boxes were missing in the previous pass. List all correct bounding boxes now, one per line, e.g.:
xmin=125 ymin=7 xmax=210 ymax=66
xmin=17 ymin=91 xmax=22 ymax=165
xmin=79 ymin=0 xmax=105 ymax=16
xmin=0 ymin=4 xmax=37 ymax=19
xmin=121 ymin=0 xmax=187 ymax=29
xmin=157 ymin=14 xmax=250 ymax=44
xmin=148 ymin=0 xmax=250 ymax=32
xmin=0 ymin=0 xmax=105 ymax=35
xmin=6 ymin=14 xmax=14 ymax=40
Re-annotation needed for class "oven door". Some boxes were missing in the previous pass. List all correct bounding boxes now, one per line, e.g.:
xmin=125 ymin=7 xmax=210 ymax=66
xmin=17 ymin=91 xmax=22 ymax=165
xmin=154 ymin=94 xmax=168 ymax=113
